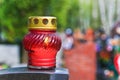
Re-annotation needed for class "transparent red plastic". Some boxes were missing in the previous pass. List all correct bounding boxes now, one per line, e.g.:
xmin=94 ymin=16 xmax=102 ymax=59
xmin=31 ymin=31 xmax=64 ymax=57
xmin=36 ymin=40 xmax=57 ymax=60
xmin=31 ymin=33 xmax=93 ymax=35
xmin=23 ymin=29 xmax=61 ymax=69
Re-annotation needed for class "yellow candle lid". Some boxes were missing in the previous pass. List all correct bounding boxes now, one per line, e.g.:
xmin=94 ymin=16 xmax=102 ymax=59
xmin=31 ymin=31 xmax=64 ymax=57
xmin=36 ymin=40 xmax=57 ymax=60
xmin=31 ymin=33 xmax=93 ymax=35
xmin=28 ymin=16 xmax=57 ymax=30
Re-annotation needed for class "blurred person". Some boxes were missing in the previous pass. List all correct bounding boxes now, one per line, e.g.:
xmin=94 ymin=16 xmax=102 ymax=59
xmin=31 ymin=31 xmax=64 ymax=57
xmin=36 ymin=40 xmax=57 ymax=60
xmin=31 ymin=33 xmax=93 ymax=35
xmin=63 ymin=28 xmax=85 ymax=80
xmin=108 ymin=24 xmax=120 ymax=79
xmin=73 ymin=28 xmax=86 ymax=45
xmin=63 ymin=28 xmax=96 ymax=80
xmin=56 ymin=28 xmax=73 ymax=68
xmin=95 ymin=29 xmax=110 ymax=79
xmin=95 ymin=28 xmax=118 ymax=80
xmin=110 ymin=22 xmax=120 ymax=54
xmin=63 ymin=28 xmax=85 ymax=54
xmin=62 ymin=28 xmax=74 ymax=50
xmin=95 ymin=29 xmax=110 ymax=67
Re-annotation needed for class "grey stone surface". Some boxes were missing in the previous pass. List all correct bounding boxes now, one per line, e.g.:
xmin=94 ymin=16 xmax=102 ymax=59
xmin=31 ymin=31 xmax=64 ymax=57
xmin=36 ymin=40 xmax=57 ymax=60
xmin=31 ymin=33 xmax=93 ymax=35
xmin=0 ymin=44 xmax=20 ymax=66
xmin=0 ymin=67 xmax=69 ymax=80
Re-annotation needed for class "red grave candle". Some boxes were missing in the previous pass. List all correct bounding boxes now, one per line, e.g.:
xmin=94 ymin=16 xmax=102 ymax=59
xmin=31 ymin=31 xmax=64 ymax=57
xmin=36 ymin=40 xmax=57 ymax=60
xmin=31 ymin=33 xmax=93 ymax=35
xmin=23 ymin=16 xmax=61 ymax=69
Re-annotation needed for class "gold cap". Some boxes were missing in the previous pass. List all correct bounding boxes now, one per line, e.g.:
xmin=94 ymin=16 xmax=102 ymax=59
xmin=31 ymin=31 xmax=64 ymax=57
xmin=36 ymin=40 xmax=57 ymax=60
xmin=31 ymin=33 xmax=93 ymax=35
xmin=28 ymin=16 xmax=57 ymax=30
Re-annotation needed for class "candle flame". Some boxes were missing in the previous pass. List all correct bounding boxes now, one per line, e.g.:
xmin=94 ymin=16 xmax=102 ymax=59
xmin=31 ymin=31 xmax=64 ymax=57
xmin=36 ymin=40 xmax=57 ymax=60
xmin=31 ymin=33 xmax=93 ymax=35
xmin=44 ymin=37 xmax=49 ymax=45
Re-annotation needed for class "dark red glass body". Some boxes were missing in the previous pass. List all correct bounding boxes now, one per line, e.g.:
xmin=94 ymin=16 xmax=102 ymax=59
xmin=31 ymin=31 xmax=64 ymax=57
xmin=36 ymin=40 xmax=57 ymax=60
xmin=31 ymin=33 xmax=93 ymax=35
xmin=23 ymin=29 xmax=61 ymax=69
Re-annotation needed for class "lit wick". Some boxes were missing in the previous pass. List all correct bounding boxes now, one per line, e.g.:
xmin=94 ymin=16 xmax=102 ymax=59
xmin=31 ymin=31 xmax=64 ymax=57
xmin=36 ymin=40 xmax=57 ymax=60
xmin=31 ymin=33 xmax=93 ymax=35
xmin=44 ymin=37 xmax=49 ymax=47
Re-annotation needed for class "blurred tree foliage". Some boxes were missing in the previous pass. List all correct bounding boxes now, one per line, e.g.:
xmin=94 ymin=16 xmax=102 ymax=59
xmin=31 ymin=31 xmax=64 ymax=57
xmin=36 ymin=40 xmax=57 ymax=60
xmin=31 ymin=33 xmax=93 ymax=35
xmin=0 ymin=0 xmax=80 ymax=42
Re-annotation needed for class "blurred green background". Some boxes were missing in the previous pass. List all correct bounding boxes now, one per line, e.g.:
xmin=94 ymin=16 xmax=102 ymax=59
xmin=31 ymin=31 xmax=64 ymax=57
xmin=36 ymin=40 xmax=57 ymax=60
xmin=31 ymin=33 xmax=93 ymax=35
xmin=0 ymin=0 xmax=119 ymax=42
xmin=0 ymin=0 xmax=80 ymax=42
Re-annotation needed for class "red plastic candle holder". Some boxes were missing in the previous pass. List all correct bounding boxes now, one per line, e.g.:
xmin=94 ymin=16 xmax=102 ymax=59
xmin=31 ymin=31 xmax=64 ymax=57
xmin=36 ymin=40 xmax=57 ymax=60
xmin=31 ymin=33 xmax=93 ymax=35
xmin=23 ymin=16 xmax=61 ymax=69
